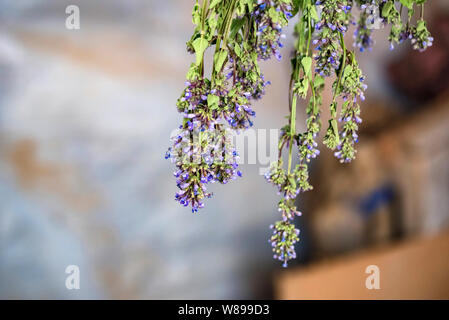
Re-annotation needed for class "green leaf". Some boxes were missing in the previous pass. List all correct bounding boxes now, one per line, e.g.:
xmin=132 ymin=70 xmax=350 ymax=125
xmin=294 ymin=79 xmax=309 ymax=98
xmin=314 ymin=75 xmax=324 ymax=88
xmin=291 ymin=0 xmax=302 ymax=17
xmin=416 ymin=20 xmax=427 ymax=32
xmin=331 ymin=119 xmax=340 ymax=142
xmin=214 ymin=50 xmax=228 ymax=73
xmin=399 ymin=0 xmax=413 ymax=9
xmin=207 ymin=17 xmax=217 ymax=32
xmin=301 ymin=56 xmax=312 ymax=76
xmin=408 ymin=7 xmax=415 ymax=19
xmin=235 ymin=0 xmax=246 ymax=17
xmin=207 ymin=94 xmax=220 ymax=110
xmin=290 ymin=56 xmax=297 ymax=70
xmin=288 ymin=176 xmax=296 ymax=189
xmin=248 ymin=71 xmax=257 ymax=82
xmin=343 ymin=65 xmax=353 ymax=78
xmin=192 ymin=37 xmax=209 ymax=66
xmin=230 ymin=17 xmax=246 ymax=39
xmin=309 ymin=5 xmax=319 ymax=21
xmin=234 ymin=44 xmax=242 ymax=58
xmin=186 ymin=63 xmax=199 ymax=81
xmin=246 ymin=0 xmax=253 ymax=12
xmin=192 ymin=0 xmax=201 ymax=25
xmin=268 ymin=7 xmax=278 ymax=23
xmin=382 ymin=1 xmax=393 ymax=18
xmin=209 ymin=0 xmax=221 ymax=10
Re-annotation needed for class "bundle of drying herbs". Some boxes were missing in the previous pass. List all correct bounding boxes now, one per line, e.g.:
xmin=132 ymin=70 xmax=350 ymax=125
xmin=166 ymin=0 xmax=432 ymax=267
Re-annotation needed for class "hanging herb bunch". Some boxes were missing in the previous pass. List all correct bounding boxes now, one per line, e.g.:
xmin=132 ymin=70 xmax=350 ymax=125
xmin=166 ymin=0 xmax=293 ymax=212
xmin=166 ymin=0 xmax=432 ymax=267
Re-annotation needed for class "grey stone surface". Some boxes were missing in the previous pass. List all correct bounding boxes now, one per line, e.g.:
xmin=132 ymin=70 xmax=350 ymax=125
xmin=0 ymin=0 xmax=288 ymax=299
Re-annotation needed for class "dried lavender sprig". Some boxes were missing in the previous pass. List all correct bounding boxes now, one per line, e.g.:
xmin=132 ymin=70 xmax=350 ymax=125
xmin=266 ymin=0 xmax=433 ymax=267
xmin=269 ymin=220 xmax=300 ymax=267
xmin=266 ymin=0 xmax=318 ymax=266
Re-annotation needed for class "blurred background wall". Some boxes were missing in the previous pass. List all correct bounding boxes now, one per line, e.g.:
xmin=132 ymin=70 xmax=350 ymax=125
xmin=0 ymin=0 xmax=448 ymax=299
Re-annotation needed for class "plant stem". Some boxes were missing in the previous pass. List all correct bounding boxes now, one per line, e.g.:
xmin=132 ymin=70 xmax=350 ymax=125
xmin=306 ymin=12 xmax=312 ymax=56
xmin=287 ymin=3 xmax=313 ymax=173
xmin=287 ymin=95 xmax=297 ymax=174
xmin=199 ymin=0 xmax=209 ymax=77
xmin=332 ymin=32 xmax=346 ymax=105
xmin=310 ymin=79 xmax=316 ymax=114
xmin=212 ymin=0 xmax=236 ymax=81
xmin=221 ymin=1 xmax=236 ymax=51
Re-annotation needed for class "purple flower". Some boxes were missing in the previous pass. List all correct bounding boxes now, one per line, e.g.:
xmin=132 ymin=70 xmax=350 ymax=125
xmin=269 ymin=220 xmax=300 ymax=266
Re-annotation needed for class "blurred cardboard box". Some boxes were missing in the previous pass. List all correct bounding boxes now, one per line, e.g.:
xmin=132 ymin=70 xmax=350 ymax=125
xmin=306 ymin=95 xmax=449 ymax=257
xmin=276 ymin=230 xmax=449 ymax=299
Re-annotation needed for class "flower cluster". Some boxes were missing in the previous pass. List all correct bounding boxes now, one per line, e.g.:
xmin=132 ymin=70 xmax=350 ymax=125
xmin=166 ymin=126 xmax=241 ymax=212
xmin=380 ymin=1 xmax=433 ymax=51
xmin=227 ymin=45 xmax=270 ymax=101
xmin=265 ymin=160 xmax=313 ymax=202
xmin=253 ymin=0 xmax=293 ymax=60
xmin=269 ymin=220 xmax=300 ymax=267
xmin=353 ymin=2 xmax=376 ymax=51
xmin=334 ymin=54 xmax=366 ymax=162
xmin=313 ymin=0 xmax=352 ymax=76
xmin=410 ymin=19 xmax=433 ymax=52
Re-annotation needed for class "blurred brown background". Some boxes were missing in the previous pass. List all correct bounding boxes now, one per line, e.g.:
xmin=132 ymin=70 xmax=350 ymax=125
xmin=0 ymin=0 xmax=448 ymax=299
